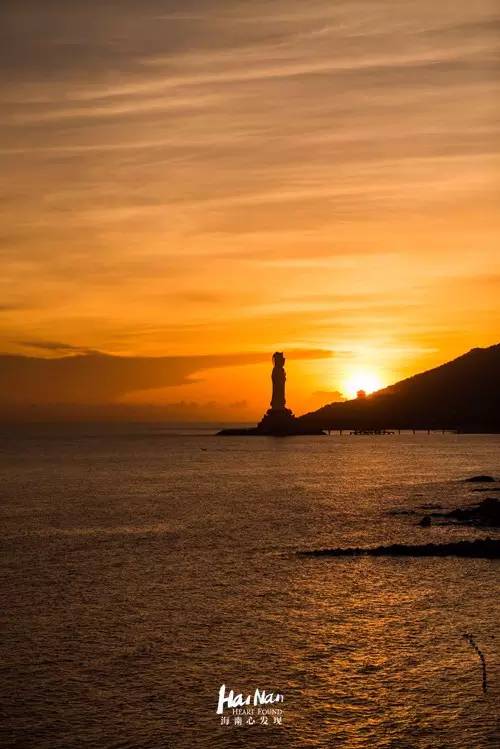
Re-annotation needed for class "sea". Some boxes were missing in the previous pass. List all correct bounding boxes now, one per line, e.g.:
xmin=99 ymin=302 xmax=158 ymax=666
xmin=1 ymin=424 xmax=499 ymax=749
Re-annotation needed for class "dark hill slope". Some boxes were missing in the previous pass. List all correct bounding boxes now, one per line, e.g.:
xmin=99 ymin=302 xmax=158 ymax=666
xmin=298 ymin=344 xmax=500 ymax=432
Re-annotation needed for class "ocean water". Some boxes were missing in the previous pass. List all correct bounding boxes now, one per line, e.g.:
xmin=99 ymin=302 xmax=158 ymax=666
xmin=1 ymin=425 xmax=499 ymax=749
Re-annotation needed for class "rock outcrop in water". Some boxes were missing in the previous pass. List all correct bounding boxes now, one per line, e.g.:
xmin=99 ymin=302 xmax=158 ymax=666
xmin=464 ymin=475 xmax=495 ymax=483
xmin=429 ymin=497 xmax=500 ymax=527
xmin=298 ymin=539 xmax=500 ymax=559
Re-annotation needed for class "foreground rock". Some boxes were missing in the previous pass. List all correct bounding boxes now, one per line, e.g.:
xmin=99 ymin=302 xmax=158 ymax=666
xmin=298 ymin=539 xmax=500 ymax=559
xmin=429 ymin=498 xmax=500 ymax=527
xmin=464 ymin=475 xmax=495 ymax=483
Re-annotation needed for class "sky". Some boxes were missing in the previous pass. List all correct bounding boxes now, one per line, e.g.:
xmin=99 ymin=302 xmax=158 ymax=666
xmin=1 ymin=0 xmax=499 ymax=420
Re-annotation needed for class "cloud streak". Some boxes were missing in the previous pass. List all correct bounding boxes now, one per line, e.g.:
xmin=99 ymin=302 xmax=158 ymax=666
xmin=0 ymin=348 xmax=331 ymax=406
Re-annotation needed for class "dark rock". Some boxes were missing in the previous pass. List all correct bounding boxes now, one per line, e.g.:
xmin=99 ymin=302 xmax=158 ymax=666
xmin=475 ymin=497 xmax=500 ymax=525
xmin=464 ymin=475 xmax=495 ymax=483
xmin=298 ymin=538 xmax=500 ymax=559
xmin=434 ymin=498 xmax=500 ymax=527
xmin=386 ymin=509 xmax=417 ymax=516
xmin=418 ymin=515 xmax=432 ymax=527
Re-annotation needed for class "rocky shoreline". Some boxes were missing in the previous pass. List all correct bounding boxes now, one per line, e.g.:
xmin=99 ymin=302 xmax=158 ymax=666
xmin=298 ymin=538 xmax=500 ymax=559
xmin=299 ymin=475 xmax=500 ymax=560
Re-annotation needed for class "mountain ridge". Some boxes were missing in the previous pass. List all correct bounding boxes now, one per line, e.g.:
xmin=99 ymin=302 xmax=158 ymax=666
xmin=298 ymin=344 xmax=500 ymax=433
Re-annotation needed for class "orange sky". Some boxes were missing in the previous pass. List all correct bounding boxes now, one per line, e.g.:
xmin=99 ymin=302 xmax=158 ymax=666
xmin=1 ymin=1 xmax=499 ymax=420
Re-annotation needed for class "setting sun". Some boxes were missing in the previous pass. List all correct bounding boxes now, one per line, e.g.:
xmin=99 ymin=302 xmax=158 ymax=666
xmin=342 ymin=370 xmax=384 ymax=400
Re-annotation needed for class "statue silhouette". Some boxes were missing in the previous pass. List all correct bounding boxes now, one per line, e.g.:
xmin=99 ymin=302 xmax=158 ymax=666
xmin=218 ymin=351 xmax=325 ymax=435
xmin=270 ymin=352 xmax=286 ymax=410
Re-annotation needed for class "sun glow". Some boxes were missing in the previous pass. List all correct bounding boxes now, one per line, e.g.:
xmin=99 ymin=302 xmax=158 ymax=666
xmin=342 ymin=369 xmax=384 ymax=400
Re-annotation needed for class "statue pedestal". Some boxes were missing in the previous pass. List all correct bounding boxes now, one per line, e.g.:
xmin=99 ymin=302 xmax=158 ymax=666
xmin=257 ymin=407 xmax=297 ymax=434
xmin=218 ymin=408 xmax=325 ymax=435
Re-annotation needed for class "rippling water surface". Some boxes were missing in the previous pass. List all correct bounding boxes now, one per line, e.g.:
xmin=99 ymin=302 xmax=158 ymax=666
xmin=1 ymin=425 xmax=499 ymax=748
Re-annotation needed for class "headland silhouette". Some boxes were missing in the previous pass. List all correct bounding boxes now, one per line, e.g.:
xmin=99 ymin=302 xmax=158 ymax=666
xmin=219 ymin=343 xmax=500 ymax=435
xmin=299 ymin=343 xmax=500 ymax=433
